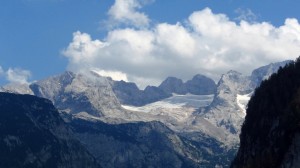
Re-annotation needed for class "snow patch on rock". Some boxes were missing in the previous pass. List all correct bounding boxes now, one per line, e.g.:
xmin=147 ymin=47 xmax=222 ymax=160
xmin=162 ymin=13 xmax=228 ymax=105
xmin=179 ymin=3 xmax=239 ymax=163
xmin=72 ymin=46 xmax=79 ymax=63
xmin=236 ymin=93 xmax=251 ymax=115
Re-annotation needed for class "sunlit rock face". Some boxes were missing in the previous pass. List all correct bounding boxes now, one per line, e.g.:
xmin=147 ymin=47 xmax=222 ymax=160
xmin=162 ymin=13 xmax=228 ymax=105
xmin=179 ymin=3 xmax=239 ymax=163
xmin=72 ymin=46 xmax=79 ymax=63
xmin=30 ymin=71 xmax=124 ymax=118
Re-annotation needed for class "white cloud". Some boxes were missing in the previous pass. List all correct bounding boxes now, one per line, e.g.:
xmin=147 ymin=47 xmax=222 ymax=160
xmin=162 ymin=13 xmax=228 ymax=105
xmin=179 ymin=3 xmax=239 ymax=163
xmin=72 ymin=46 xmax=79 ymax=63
xmin=107 ymin=0 xmax=151 ymax=28
xmin=235 ymin=8 xmax=258 ymax=23
xmin=156 ymin=23 xmax=196 ymax=57
xmin=63 ymin=31 xmax=106 ymax=71
xmin=63 ymin=7 xmax=300 ymax=89
xmin=92 ymin=69 xmax=128 ymax=82
xmin=6 ymin=68 xmax=31 ymax=84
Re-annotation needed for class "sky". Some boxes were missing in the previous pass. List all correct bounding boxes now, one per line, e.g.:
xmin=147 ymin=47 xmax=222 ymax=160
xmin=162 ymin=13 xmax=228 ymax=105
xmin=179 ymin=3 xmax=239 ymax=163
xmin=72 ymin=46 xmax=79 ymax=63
xmin=1 ymin=0 xmax=300 ymax=88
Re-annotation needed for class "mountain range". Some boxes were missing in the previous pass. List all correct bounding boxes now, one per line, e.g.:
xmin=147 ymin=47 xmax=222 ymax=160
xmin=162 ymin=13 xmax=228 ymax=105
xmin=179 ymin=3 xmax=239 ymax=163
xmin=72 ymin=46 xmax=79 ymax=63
xmin=0 ymin=60 xmax=290 ymax=167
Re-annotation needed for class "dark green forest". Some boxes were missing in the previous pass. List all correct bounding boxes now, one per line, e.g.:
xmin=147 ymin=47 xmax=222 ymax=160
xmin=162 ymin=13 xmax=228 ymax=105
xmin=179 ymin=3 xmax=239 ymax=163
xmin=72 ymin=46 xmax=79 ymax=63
xmin=232 ymin=57 xmax=300 ymax=168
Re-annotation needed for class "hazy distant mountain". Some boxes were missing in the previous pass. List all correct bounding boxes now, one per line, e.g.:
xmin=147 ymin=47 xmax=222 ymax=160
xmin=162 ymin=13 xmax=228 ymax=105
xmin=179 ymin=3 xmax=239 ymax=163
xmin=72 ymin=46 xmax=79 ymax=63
xmin=112 ymin=73 xmax=216 ymax=107
xmin=185 ymin=74 xmax=217 ymax=95
xmin=158 ymin=77 xmax=188 ymax=95
xmin=159 ymin=74 xmax=217 ymax=95
xmin=250 ymin=60 xmax=292 ymax=87
xmin=231 ymin=60 xmax=300 ymax=168
xmin=0 ymin=93 xmax=99 ymax=168
xmin=111 ymin=80 xmax=171 ymax=106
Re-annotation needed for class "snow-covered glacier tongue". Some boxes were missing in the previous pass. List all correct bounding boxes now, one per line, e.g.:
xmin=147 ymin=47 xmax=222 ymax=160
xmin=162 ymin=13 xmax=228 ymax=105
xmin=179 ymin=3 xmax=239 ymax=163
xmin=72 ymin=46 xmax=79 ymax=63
xmin=122 ymin=93 xmax=215 ymax=131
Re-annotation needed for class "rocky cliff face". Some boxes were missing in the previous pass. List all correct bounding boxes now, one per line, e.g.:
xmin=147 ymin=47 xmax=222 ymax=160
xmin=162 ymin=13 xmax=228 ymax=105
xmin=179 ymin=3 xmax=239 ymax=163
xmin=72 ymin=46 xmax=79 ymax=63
xmin=0 ymin=93 xmax=99 ymax=168
xmin=199 ymin=70 xmax=252 ymax=136
xmin=231 ymin=59 xmax=300 ymax=168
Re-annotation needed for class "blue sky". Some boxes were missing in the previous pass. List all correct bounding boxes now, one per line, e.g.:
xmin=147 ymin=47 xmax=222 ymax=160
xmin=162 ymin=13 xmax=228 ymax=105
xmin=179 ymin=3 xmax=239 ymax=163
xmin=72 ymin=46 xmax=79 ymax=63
xmin=1 ymin=0 xmax=300 ymax=87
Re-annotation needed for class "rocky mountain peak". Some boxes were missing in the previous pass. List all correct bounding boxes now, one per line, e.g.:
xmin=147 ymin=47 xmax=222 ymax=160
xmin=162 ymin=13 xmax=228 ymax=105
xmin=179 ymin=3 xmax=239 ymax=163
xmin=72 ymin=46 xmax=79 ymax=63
xmin=250 ymin=60 xmax=292 ymax=87
xmin=0 ymin=83 xmax=33 ymax=95
xmin=158 ymin=77 xmax=187 ymax=95
xmin=199 ymin=71 xmax=250 ymax=136
xmin=163 ymin=76 xmax=183 ymax=82
xmin=198 ymin=60 xmax=291 ymax=139
xmin=218 ymin=70 xmax=252 ymax=95
xmin=30 ymin=71 xmax=123 ymax=117
xmin=185 ymin=74 xmax=217 ymax=95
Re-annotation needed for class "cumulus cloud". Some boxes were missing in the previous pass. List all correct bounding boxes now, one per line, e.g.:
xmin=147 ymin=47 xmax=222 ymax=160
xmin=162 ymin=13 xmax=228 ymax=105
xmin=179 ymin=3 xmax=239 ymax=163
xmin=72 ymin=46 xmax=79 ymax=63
xmin=106 ymin=0 xmax=151 ymax=28
xmin=6 ymin=68 xmax=31 ymax=84
xmin=63 ymin=7 xmax=300 ymax=88
xmin=92 ymin=69 xmax=129 ymax=82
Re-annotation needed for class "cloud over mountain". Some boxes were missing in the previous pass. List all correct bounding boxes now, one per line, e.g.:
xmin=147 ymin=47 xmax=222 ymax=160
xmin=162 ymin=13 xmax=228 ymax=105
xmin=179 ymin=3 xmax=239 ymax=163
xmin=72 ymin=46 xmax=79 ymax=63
xmin=0 ymin=67 xmax=32 ymax=84
xmin=63 ymin=6 xmax=300 ymax=88
xmin=6 ymin=68 xmax=31 ymax=84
